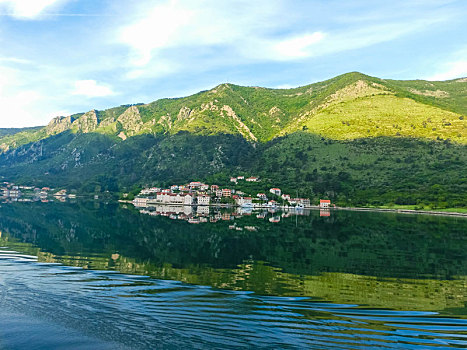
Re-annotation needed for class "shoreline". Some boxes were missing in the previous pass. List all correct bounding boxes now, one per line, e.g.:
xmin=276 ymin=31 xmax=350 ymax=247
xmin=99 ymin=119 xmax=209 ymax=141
xmin=119 ymin=200 xmax=467 ymax=218
xmin=334 ymin=206 xmax=467 ymax=218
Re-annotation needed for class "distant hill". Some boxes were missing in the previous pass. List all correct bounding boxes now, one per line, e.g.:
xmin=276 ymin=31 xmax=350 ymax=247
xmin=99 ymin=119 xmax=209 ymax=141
xmin=0 ymin=72 xmax=465 ymax=208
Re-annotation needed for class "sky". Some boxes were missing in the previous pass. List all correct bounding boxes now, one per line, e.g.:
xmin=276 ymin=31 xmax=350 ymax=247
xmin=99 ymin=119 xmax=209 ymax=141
xmin=0 ymin=0 xmax=466 ymax=128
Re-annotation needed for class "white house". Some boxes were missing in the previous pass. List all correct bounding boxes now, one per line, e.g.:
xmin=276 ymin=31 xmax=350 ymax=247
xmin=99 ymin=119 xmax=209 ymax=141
xmin=133 ymin=197 xmax=150 ymax=207
xmin=184 ymin=194 xmax=194 ymax=205
xmin=235 ymin=196 xmax=252 ymax=206
xmin=269 ymin=188 xmax=281 ymax=196
xmin=197 ymin=195 xmax=210 ymax=206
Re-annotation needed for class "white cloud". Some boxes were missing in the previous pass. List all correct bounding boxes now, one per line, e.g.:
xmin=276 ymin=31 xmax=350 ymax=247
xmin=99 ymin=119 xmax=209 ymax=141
xmin=271 ymin=32 xmax=325 ymax=60
xmin=119 ymin=0 xmax=291 ymax=68
xmin=0 ymin=66 xmax=44 ymax=127
xmin=0 ymin=56 xmax=32 ymax=64
xmin=428 ymin=60 xmax=467 ymax=81
xmin=0 ymin=0 xmax=65 ymax=18
xmin=72 ymin=80 xmax=115 ymax=98
xmin=117 ymin=0 xmax=453 ymax=80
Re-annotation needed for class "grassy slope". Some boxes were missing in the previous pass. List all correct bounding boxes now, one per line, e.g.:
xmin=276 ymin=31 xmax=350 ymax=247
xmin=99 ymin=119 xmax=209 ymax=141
xmin=303 ymin=94 xmax=466 ymax=142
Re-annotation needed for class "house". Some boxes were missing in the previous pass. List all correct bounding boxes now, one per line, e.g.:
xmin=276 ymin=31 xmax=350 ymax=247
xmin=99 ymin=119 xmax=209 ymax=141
xmin=235 ymin=196 xmax=252 ymax=206
xmin=197 ymin=195 xmax=210 ymax=206
xmin=133 ymin=197 xmax=150 ymax=207
xmin=9 ymin=189 xmax=21 ymax=198
xmin=210 ymin=185 xmax=219 ymax=191
xmin=257 ymin=193 xmax=267 ymax=200
xmin=184 ymin=194 xmax=194 ymax=205
xmin=200 ymin=184 xmax=209 ymax=191
xmin=230 ymin=177 xmax=238 ymax=183
xmin=170 ymin=185 xmax=179 ymax=192
xmin=246 ymin=177 xmax=258 ymax=182
xmin=268 ymin=200 xmax=278 ymax=207
xmin=320 ymin=199 xmax=331 ymax=208
xmin=269 ymin=188 xmax=281 ymax=196
xmin=215 ymin=189 xmax=223 ymax=197
xmin=54 ymin=189 xmax=67 ymax=197
xmin=141 ymin=187 xmax=160 ymax=195
xmin=237 ymin=176 xmax=244 ymax=180
xmin=300 ymin=198 xmax=311 ymax=207
xmin=189 ymin=181 xmax=202 ymax=189
xmin=281 ymin=194 xmax=291 ymax=201
xmin=222 ymin=189 xmax=232 ymax=197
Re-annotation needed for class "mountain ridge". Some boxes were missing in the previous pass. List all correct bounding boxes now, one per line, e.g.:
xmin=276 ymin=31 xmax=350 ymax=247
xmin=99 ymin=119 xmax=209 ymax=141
xmin=0 ymin=72 xmax=465 ymax=209
xmin=1 ymin=72 xmax=466 ymax=152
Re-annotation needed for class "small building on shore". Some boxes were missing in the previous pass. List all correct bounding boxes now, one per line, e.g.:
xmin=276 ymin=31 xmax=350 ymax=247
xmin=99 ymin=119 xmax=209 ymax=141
xmin=197 ymin=195 xmax=210 ymax=206
xmin=320 ymin=199 xmax=331 ymax=208
xmin=133 ymin=197 xmax=150 ymax=207
xmin=222 ymin=189 xmax=232 ymax=197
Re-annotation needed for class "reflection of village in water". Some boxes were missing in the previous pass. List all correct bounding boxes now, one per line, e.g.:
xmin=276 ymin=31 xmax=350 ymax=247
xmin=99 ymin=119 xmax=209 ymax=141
xmin=136 ymin=203 xmax=332 ymax=225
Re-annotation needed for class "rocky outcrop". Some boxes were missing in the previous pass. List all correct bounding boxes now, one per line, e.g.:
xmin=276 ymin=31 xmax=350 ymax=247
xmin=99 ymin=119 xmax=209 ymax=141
xmin=72 ymin=110 xmax=99 ymax=133
xmin=177 ymin=106 xmax=192 ymax=121
xmin=117 ymin=106 xmax=143 ymax=136
xmin=409 ymin=88 xmax=450 ymax=98
xmin=221 ymin=105 xmax=257 ymax=142
xmin=46 ymin=116 xmax=74 ymax=135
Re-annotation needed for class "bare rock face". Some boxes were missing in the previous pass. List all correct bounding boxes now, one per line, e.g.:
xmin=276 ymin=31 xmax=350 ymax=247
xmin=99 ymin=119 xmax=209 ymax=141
xmin=99 ymin=116 xmax=116 ymax=128
xmin=221 ymin=105 xmax=257 ymax=142
xmin=177 ymin=106 xmax=192 ymax=121
xmin=117 ymin=106 xmax=143 ymax=136
xmin=72 ymin=110 xmax=99 ymax=133
xmin=46 ymin=116 xmax=74 ymax=135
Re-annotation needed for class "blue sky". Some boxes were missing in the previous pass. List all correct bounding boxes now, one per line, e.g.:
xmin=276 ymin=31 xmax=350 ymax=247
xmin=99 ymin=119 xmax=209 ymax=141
xmin=0 ymin=0 xmax=466 ymax=127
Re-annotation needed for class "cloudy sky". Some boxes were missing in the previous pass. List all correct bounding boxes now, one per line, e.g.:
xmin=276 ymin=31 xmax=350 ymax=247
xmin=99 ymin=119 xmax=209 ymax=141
xmin=0 ymin=0 xmax=466 ymax=127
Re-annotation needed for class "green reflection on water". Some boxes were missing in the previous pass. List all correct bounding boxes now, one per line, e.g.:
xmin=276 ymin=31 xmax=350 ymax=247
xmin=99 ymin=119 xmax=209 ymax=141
xmin=1 ymin=200 xmax=466 ymax=313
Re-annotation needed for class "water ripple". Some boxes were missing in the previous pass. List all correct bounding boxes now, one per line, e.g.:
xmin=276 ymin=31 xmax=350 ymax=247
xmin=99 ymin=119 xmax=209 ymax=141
xmin=1 ymin=250 xmax=466 ymax=349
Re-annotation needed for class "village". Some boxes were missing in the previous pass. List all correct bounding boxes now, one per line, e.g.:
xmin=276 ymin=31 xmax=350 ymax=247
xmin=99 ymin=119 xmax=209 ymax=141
xmin=0 ymin=182 xmax=76 ymax=203
xmin=130 ymin=176 xmax=333 ymax=211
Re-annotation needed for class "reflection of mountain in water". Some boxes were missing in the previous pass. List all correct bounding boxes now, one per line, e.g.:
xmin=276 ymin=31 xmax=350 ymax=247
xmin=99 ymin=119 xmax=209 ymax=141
xmin=0 ymin=201 xmax=467 ymax=283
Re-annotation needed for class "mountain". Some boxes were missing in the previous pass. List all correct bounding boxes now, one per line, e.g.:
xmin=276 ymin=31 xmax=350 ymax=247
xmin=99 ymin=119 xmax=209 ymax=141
xmin=0 ymin=72 xmax=466 ymax=208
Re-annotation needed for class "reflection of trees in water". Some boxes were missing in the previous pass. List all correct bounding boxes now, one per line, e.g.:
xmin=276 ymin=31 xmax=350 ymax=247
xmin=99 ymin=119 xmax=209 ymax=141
xmin=0 ymin=201 xmax=466 ymax=282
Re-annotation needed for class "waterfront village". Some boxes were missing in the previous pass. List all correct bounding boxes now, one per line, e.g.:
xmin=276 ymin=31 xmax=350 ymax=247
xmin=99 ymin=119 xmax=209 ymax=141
xmin=0 ymin=178 xmax=334 ymax=225
xmin=128 ymin=176 xmax=334 ymax=224
xmin=0 ymin=182 xmax=76 ymax=203
xmin=130 ymin=176 xmax=333 ymax=211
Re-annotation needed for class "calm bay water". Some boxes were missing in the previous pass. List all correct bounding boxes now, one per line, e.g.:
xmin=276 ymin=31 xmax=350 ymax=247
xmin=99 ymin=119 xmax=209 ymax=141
xmin=0 ymin=201 xmax=466 ymax=349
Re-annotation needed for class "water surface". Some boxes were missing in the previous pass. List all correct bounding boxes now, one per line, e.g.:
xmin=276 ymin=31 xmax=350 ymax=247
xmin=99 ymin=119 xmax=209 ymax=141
xmin=0 ymin=201 xmax=466 ymax=349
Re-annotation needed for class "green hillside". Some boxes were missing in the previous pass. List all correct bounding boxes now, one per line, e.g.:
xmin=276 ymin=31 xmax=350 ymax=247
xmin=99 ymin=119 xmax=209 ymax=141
xmin=0 ymin=72 xmax=466 ymax=208
xmin=1 ymin=72 xmax=466 ymax=149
